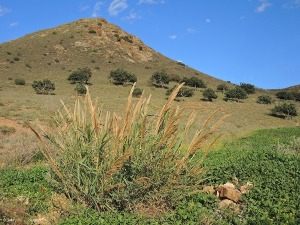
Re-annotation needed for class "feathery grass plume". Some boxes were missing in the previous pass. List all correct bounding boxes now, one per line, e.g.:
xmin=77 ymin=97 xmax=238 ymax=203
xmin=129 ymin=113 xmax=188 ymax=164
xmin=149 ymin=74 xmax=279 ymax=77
xmin=29 ymin=83 xmax=227 ymax=213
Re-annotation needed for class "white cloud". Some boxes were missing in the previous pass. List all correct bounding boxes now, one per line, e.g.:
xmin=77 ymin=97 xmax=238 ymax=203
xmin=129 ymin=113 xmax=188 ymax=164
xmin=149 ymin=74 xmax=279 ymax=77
xmin=109 ymin=0 xmax=128 ymax=16
xmin=0 ymin=5 xmax=11 ymax=16
xmin=9 ymin=22 xmax=18 ymax=27
xmin=256 ymin=0 xmax=272 ymax=13
xmin=187 ymin=28 xmax=197 ymax=34
xmin=92 ymin=2 xmax=104 ymax=17
xmin=79 ymin=5 xmax=90 ymax=11
xmin=205 ymin=18 xmax=211 ymax=23
xmin=138 ymin=0 xmax=165 ymax=4
xmin=123 ymin=10 xmax=141 ymax=21
xmin=169 ymin=35 xmax=177 ymax=40
xmin=284 ymin=0 xmax=300 ymax=8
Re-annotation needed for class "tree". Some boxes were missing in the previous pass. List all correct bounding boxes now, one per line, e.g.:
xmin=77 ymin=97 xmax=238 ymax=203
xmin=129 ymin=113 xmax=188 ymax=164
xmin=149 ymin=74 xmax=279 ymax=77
xmin=217 ymin=83 xmax=229 ymax=93
xmin=32 ymin=79 xmax=55 ymax=95
xmin=271 ymin=102 xmax=297 ymax=118
xmin=68 ymin=67 xmax=92 ymax=84
xmin=239 ymin=83 xmax=255 ymax=94
xmin=109 ymin=68 xmax=137 ymax=85
xmin=182 ymin=76 xmax=206 ymax=88
xmin=166 ymin=85 xmax=194 ymax=97
xmin=149 ymin=71 xmax=170 ymax=88
xmin=225 ymin=87 xmax=248 ymax=101
xmin=257 ymin=95 xmax=272 ymax=104
xmin=203 ymin=88 xmax=218 ymax=101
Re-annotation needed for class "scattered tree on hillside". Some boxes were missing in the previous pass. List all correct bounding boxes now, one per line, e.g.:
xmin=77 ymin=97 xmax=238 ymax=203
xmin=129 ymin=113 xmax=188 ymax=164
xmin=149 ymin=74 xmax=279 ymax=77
xmin=270 ymin=102 xmax=297 ymax=118
xmin=149 ymin=70 xmax=170 ymax=88
xmin=68 ymin=67 xmax=92 ymax=84
xmin=203 ymin=88 xmax=218 ymax=101
xmin=166 ymin=85 xmax=194 ymax=97
xmin=217 ymin=83 xmax=229 ymax=93
xmin=109 ymin=68 xmax=137 ymax=85
xmin=225 ymin=86 xmax=248 ymax=101
xmin=182 ymin=76 xmax=206 ymax=88
xmin=257 ymin=95 xmax=273 ymax=104
xmin=32 ymin=79 xmax=55 ymax=95
xmin=239 ymin=82 xmax=255 ymax=94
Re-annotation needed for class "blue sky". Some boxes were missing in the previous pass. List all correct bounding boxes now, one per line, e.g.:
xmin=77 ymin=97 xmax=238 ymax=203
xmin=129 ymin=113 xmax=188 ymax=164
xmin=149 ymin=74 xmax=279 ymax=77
xmin=1 ymin=0 xmax=300 ymax=89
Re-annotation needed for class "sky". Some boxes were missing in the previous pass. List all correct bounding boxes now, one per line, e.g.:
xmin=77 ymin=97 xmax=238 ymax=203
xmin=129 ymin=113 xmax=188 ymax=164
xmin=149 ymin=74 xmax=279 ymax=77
xmin=1 ymin=0 xmax=300 ymax=89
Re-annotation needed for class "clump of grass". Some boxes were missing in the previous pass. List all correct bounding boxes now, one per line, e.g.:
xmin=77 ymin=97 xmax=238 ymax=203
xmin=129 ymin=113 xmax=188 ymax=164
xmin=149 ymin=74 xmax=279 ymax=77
xmin=0 ymin=126 xmax=16 ymax=135
xmin=28 ymin=83 xmax=226 ymax=213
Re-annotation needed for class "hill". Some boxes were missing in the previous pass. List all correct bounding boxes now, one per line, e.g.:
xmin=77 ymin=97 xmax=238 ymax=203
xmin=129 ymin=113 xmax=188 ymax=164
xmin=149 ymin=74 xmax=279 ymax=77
xmin=0 ymin=18 xmax=299 ymax=167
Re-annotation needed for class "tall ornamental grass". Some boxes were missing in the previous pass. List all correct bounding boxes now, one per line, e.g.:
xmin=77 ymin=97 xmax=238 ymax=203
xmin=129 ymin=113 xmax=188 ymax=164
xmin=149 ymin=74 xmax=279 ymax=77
xmin=28 ymin=83 xmax=226 ymax=212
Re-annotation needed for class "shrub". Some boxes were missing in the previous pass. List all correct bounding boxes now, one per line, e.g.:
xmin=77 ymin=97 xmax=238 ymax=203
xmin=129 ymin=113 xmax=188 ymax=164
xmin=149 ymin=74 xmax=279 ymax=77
xmin=0 ymin=126 xmax=16 ymax=135
xmin=276 ymin=91 xmax=296 ymax=100
xmin=89 ymin=29 xmax=97 ymax=34
xmin=257 ymin=95 xmax=272 ymax=104
xmin=169 ymin=74 xmax=181 ymax=83
xmin=217 ymin=84 xmax=229 ymax=93
xmin=166 ymin=85 xmax=194 ymax=97
xmin=29 ymin=84 xmax=224 ymax=214
xmin=182 ymin=76 xmax=206 ymax=88
xmin=32 ymin=79 xmax=55 ymax=95
xmin=68 ymin=67 xmax=92 ymax=84
xmin=203 ymin=88 xmax=218 ymax=101
xmin=14 ymin=78 xmax=25 ymax=86
xmin=75 ymin=83 xmax=87 ymax=95
xmin=132 ymin=87 xmax=143 ymax=98
xmin=109 ymin=68 xmax=137 ymax=85
xmin=225 ymin=87 xmax=248 ymax=101
xmin=13 ymin=57 xmax=20 ymax=61
xmin=149 ymin=71 xmax=170 ymax=88
xmin=270 ymin=102 xmax=297 ymax=118
xmin=239 ymin=83 xmax=255 ymax=94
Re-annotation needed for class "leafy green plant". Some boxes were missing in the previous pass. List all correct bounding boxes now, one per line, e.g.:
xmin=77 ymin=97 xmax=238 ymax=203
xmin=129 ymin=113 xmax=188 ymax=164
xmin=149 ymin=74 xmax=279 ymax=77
xmin=68 ymin=67 xmax=92 ymax=84
xmin=166 ymin=85 xmax=194 ymax=97
xmin=32 ymin=79 xmax=55 ymax=95
xmin=149 ymin=70 xmax=170 ymax=88
xmin=182 ymin=76 xmax=206 ymax=88
xmin=203 ymin=88 xmax=218 ymax=101
xmin=239 ymin=82 xmax=255 ymax=94
xmin=109 ymin=68 xmax=137 ymax=85
xmin=29 ymin=83 xmax=225 ymax=214
xmin=14 ymin=78 xmax=26 ymax=86
xmin=257 ymin=95 xmax=273 ymax=104
xmin=75 ymin=83 xmax=87 ymax=95
xmin=132 ymin=87 xmax=143 ymax=98
xmin=224 ymin=87 xmax=248 ymax=101
xmin=270 ymin=102 xmax=297 ymax=118
xmin=217 ymin=83 xmax=229 ymax=93
xmin=276 ymin=91 xmax=296 ymax=100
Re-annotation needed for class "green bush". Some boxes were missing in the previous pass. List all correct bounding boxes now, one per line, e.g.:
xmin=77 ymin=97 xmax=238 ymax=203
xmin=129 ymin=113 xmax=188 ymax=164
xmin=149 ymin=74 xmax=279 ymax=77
xmin=132 ymin=87 xmax=143 ymax=98
xmin=182 ymin=76 xmax=206 ymax=88
xmin=109 ymin=68 xmax=137 ymax=85
xmin=270 ymin=102 xmax=298 ymax=118
xmin=32 ymin=79 xmax=55 ymax=95
xmin=225 ymin=87 xmax=248 ymax=101
xmin=31 ymin=84 xmax=224 ymax=214
xmin=149 ymin=70 xmax=170 ymax=88
xmin=216 ymin=83 xmax=229 ymax=93
xmin=75 ymin=83 xmax=87 ymax=95
xmin=14 ymin=78 xmax=25 ymax=85
xmin=257 ymin=95 xmax=272 ymax=104
xmin=276 ymin=91 xmax=298 ymax=100
xmin=166 ymin=85 xmax=194 ymax=97
xmin=239 ymin=83 xmax=255 ymax=94
xmin=68 ymin=67 xmax=92 ymax=84
xmin=203 ymin=88 xmax=218 ymax=101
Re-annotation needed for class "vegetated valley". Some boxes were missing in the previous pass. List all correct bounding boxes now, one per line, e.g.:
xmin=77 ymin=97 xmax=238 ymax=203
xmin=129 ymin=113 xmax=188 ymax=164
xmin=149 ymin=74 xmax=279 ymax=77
xmin=0 ymin=18 xmax=299 ymax=224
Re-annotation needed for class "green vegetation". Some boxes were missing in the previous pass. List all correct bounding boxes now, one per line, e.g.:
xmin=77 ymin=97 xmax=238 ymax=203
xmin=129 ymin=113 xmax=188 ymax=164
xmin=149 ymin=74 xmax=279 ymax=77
xmin=203 ymin=88 xmax=218 ymax=101
xmin=276 ymin=91 xmax=300 ymax=101
xmin=182 ymin=76 xmax=206 ymax=88
xmin=239 ymin=82 xmax=255 ymax=94
xmin=14 ymin=78 xmax=25 ymax=85
xmin=166 ymin=85 xmax=194 ymax=97
xmin=149 ymin=70 xmax=170 ymax=88
xmin=109 ymin=68 xmax=137 ymax=85
xmin=257 ymin=95 xmax=273 ymax=104
xmin=132 ymin=87 xmax=143 ymax=97
xmin=225 ymin=86 xmax=248 ymax=101
xmin=32 ymin=79 xmax=55 ymax=95
xmin=270 ymin=102 xmax=298 ymax=118
xmin=0 ymin=126 xmax=16 ymax=135
xmin=75 ymin=83 xmax=87 ymax=95
xmin=67 ymin=67 xmax=92 ymax=84
xmin=217 ymin=83 xmax=229 ymax=93
xmin=30 ymin=84 xmax=223 ymax=214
